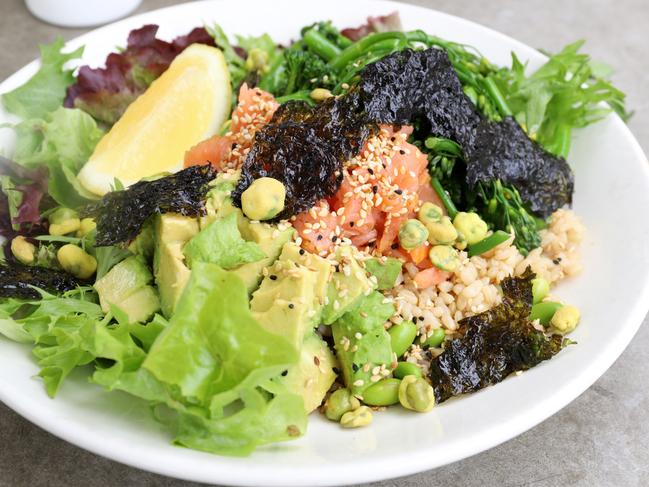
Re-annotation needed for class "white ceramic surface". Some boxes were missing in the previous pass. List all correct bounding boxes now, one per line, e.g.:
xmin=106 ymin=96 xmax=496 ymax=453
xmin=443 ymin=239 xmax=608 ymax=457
xmin=1 ymin=1 xmax=648 ymax=486
xmin=25 ymin=0 xmax=142 ymax=28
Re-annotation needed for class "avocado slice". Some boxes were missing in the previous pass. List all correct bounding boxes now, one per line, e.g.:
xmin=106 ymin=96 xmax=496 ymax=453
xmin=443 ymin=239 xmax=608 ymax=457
xmin=364 ymin=257 xmax=402 ymax=290
xmin=322 ymin=245 xmax=376 ymax=325
xmin=233 ymin=222 xmax=294 ymax=294
xmin=153 ymin=213 xmax=199 ymax=317
xmin=277 ymin=332 xmax=337 ymax=413
xmin=278 ymin=242 xmax=332 ymax=312
xmin=332 ymin=291 xmax=396 ymax=396
xmin=94 ymin=255 xmax=160 ymax=323
xmin=127 ymin=219 xmax=155 ymax=262
xmin=250 ymin=257 xmax=318 ymax=350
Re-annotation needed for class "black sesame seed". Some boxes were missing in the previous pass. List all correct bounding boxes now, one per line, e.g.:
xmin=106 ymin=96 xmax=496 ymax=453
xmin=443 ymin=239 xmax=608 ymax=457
xmin=412 ymin=317 xmax=417 ymax=323
xmin=288 ymin=303 xmax=294 ymax=309
xmin=352 ymin=363 xmax=359 ymax=372
xmin=317 ymin=234 xmax=323 ymax=240
xmin=332 ymin=235 xmax=338 ymax=242
xmin=368 ymin=168 xmax=374 ymax=175
xmin=395 ymin=189 xmax=403 ymax=195
xmin=391 ymin=243 xmax=399 ymax=250
xmin=418 ymin=316 xmax=424 ymax=321
xmin=391 ymin=137 xmax=396 ymax=142
xmin=269 ymin=275 xmax=277 ymax=280
xmin=299 ymin=248 xmax=305 ymax=255
xmin=399 ymin=150 xmax=406 ymax=155
xmin=281 ymin=370 xmax=288 ymax=377
xmin=553 ymin=258 xmax=562 ymax=265
xmin=349 ymin=221 xmax=355 ymax=227
xmin=372 ymin=185 xmax=378 ymax=194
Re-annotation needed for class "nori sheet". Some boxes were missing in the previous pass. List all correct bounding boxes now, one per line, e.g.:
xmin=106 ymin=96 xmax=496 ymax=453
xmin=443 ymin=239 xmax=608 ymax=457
xmin=233 ymin=95 xmax=371 ymax=220
xmin=428 ymin=269 xmax=566 ymax=403
xmin=0 ymin=262 xmax=80 ymax=299
xmin=84 ymin=165 xmax=217 ymax=246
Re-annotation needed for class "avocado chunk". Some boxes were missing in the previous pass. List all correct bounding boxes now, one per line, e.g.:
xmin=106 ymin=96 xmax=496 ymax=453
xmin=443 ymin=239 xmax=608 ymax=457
xmin=250 ymin=247 xmax=321 ymax=350
xmin=278 ymin=242 xmax=332 ymax=312
xmin=94 ymin=255 xmax=160 ymax=323
xmin=332 ymin=291 xmax=396 ymax=396
xmin=153 ymin=213 xmax=199 ymax=317
xmin=127 ymin=220 xmax=155 ymax=261
xmin=233 ymin=222 xmax=294 ymax=294
xmin=364 ymin=257 xmax=402 ymax=290
xmin=277 ymin=332 xmax=337 ymax=412
xmin=322 ymin=245 xmax=376 ymax=324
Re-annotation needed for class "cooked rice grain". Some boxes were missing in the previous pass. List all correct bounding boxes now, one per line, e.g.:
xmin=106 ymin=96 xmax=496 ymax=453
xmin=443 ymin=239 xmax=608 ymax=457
xmin=388 ymin=209 xmax=584 ymax=341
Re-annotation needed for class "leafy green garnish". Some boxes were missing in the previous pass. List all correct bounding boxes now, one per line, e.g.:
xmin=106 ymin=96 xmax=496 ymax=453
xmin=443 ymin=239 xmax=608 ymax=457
xmin=2 ymin=38 xmax=83 ymax=119
xmin=183 ymin=213 xmax=265 ymax=270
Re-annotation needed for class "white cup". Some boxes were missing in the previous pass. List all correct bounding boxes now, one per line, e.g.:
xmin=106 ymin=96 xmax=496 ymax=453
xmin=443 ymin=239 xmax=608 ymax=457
xmin=25 ymin=0 xmax=142 ymax=28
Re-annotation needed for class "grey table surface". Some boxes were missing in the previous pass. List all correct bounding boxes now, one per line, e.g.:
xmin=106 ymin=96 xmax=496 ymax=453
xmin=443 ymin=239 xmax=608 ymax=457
xmin=0 ymin=0 xmax=647 ymax=486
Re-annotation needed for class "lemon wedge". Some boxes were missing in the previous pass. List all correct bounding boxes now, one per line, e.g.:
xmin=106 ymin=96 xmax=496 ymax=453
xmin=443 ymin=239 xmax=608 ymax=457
xmin=78 ymin=44 xmax=231 ymax=195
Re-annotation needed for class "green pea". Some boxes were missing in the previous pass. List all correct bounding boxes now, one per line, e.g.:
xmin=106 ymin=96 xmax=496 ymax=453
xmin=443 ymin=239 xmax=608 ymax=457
xmin=388 ymin=321 xmax=418 ymax=358
xmin=394 ymin=362 xmax=423 ymax=379
xmin=423 ymin=328 xmax=445 ymax=348
xmin=530 ymin=301 xmax=563 ymax=325
xmin=362 ymin=378 xmax=401 ymax=406
xmin=531 ymin=277 xmax=550 ymax=304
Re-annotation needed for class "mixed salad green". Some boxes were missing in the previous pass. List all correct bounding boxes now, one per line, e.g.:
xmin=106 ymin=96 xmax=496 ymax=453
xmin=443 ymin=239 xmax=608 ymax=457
xmin=0 ymin=13 xmax=628 ymax=456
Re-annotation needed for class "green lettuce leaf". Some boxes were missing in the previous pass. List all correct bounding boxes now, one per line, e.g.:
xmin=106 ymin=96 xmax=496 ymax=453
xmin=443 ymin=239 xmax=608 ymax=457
xmin=364 ymin=257 xmax=402 ymax=290
xmin=183 ymin=213 xmax=265 ymax=270
xmin=2 ymin=38 xmax=83 ymax=119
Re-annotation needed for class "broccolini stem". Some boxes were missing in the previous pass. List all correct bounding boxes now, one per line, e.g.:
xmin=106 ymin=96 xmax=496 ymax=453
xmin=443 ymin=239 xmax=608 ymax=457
xmin=482 ymin=76 xmax=513 ymax=117
xmin=303 ymin=29 xmax=342 ymax=62
xmin=431 ymin=177 xmax=458 ymax=218
xmin=329 ymin=32 xmax=408 ymax=70
xmin=275 ymin=90 xmax=315 ymax=105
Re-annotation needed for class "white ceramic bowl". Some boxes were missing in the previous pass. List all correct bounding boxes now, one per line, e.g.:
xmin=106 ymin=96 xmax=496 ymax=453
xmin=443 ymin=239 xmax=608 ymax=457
xmin=25 ymin=0 xmax=142 ymax=28
xmin=1 ymin=1 xmax=648 ymax=486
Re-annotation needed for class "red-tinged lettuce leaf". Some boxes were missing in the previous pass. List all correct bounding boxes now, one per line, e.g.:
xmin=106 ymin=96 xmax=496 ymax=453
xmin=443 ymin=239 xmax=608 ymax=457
xmin=0 ymin=156 xmax=49 ymax=241
xmin=64 ymin=24 xmax=215 ymax=125
xmin=341 ymin=11 xmax=403 ymax=41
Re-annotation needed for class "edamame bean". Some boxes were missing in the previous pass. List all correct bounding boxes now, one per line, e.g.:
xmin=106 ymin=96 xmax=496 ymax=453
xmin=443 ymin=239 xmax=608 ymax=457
xmin=398 ymin=219 xmax=429 ymax=250
xmin=57 ymin=244 xmax=97 ymax=279
xmin=531 ymin=277 xmax=550 ymax=304
xmin=340 ymin=405 xmax=373 ymax=428
xmin=551 ymin=305 xmax=580 ymax=334
xmin=241 ymin=177 xmax=286 ymax=221
xmin=11 ymin=236 xmax=35 ymax=265
xmin=530 ymin=301 xmax=563 ymax=325
xmin=423 ymin=328 xmax=445 ymax=348
xmin=388 ymin=321 xmax=418 ymax=358
xmin=323 ymin=388 xmax=360 ymax=422
xmin=362 ymin=378 xmax=401 ymax=406
xmin=48 ymin=207 xmax=80 ymax=236
xmin=398 ymin=376 xmax=435 ymax=412
xmin=453 ymin=212 xmax=488 ymax=245
xmin=394 ymin=362 xmax=423 ymax=379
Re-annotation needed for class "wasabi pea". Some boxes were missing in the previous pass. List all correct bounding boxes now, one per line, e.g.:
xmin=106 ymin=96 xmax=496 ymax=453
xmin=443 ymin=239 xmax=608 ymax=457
xmin=241 ymin=177 xmax=286 ymax=221
xmin=426 ymin=216 xmax=458 ymax=245
xmin=453 ymin=212 xmax=488 ymax=245
xmin=398 ymin=219 xmax=429 ymax=250
xmin=398 ymin=376 xmax=435 ymax=412
xmin=48 ymin=207 xmax=80 ymax=236
xmin=57 ymin=244 xmax=97 ymax=279
xmin=245 ymin=48 xmax=269 ymax=72
xmin=551 ymin=305 xmax=581 ymax=334
xmin=417 ymin=202 xmax=443 ymax=226
xmin=340 ymin=405 xmax=373 ymax=428
xmin=11 ymin=236 xmax=35 ymax=265
xmin=323 ymin=388 xmax=360 ymax=422
xmin=428 ymin=245 xmax=459 ymax=272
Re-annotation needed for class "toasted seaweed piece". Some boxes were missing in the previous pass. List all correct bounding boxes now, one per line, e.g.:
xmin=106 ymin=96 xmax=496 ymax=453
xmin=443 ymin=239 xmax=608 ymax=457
xmin=233 ymin=94 xmax=371 ymax=220
xmin=0 ymin=262 xmax=80 ymax=299
xmin=467 ymin=117 xmax=574 ymax=218
xmin=84 ymin=165 xmax=217 ymax=246
xmin=359 ymin=49 xmax=574 ymax=218
xmin=360 ymin=47 xmax=481 ymax=150
xmin=428 ymin=269 xmax=566 ymax=403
